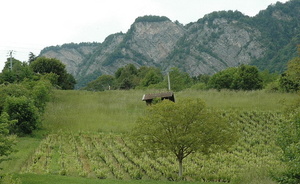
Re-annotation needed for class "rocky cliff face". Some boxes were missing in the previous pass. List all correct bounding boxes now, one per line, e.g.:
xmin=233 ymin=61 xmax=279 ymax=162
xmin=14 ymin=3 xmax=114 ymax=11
xmin=41 ymin=43 xmax=99 ymax=77
xmin=39 ymin=0 xmax=300 ymax=88
xmin=128 ymin=20 xmax=185 ymax=64
xmin=164 ymin=17 xmax=265 ymax=76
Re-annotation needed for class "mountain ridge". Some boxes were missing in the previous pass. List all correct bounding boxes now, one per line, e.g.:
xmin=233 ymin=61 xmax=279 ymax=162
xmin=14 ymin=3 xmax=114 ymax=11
xmin=40 ymin=0 xmax=300 ymax=88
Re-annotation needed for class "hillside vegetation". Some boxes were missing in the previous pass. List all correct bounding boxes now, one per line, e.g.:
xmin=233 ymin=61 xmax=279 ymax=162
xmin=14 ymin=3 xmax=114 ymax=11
xmin=1 ymin=90 xmax=299 ymax=183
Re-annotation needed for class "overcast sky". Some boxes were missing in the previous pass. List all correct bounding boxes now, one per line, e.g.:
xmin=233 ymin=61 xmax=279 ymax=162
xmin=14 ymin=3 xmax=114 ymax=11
xmin=0 ymin=0 xmax=289 ymax=70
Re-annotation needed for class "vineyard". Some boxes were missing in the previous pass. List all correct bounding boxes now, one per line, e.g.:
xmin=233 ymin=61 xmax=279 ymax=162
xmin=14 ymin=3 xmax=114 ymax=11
xmin=20 ymin=111 xmax=287 ymax=182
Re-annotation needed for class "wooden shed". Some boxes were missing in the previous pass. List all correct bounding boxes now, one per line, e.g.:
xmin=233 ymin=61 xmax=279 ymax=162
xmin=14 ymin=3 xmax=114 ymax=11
xmin=142 ymin=92 xmax=175 ymax=105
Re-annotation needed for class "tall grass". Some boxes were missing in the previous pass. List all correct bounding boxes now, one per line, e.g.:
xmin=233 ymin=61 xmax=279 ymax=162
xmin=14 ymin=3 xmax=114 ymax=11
xmin=42 ymin=89 xmax=298 ymax=133
xmin=43 ymin=90 xmax=147 ymax=133
xmin=177 ymin=89 xmax=298 ymax=111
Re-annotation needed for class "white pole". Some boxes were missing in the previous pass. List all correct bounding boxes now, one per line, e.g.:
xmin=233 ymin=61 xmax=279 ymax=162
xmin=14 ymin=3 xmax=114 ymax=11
xmin=167 ymin=72 xmax=171 ymax=91
xmin=9 ymin=50 xmax=13 ymax=71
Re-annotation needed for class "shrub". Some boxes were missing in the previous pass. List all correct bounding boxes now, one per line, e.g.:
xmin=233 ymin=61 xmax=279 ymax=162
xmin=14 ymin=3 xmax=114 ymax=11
xmin=4 ymin=96 xmax=40 ymax=135
xmin=31 ymin=80 xmax=53 ymax=113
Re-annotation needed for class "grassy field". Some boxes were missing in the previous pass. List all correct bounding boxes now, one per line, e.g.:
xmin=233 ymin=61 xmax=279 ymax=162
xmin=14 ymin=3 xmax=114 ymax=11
xmin=42 ymin=89 xmax=297 ymax=133
xmin=1 ymin=89 xmax=298 ymax=184
xmin=177 ymin=89 xmax=297 ymax=111
xmin=42 ymin=90 xmax=146 ymax=133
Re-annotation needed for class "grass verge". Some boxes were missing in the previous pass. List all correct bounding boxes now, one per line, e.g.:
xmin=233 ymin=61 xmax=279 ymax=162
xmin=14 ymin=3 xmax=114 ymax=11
xmin=0 ymin=137 xmax=41 ymax=174
xmin=16 ymin=173 xmax=215 ymax=184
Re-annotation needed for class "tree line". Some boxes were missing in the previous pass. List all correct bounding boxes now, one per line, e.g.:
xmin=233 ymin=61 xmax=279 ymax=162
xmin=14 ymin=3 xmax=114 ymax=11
xmin=83 ymin=52 xmax=300 ymax=93
xmin=1 ymin=54 xmax=76 ymax=90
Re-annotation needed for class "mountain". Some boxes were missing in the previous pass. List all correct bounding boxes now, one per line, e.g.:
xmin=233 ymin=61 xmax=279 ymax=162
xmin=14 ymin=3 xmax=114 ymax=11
xmin=40 ymin=0 xmax=300 ymax=88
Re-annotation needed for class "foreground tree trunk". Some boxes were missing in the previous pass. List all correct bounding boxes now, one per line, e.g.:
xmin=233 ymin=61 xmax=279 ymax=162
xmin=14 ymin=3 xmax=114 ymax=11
xmin=178 ymin=158 xmax=183 ymax=178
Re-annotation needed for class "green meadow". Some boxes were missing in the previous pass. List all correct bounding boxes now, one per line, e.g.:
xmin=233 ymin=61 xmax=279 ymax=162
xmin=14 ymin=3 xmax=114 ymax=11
xmin=1 ymin=89 xmax=298 ymax=184
xmin=43 ymin=89 xmax=297 ymax=133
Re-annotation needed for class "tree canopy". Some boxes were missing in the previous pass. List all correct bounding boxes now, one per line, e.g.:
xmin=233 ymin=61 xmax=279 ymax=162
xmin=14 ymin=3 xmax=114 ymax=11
xmin=0 ymin=80 xmax=52 ymax=135
xmin=167 ymin=68 xmax=193 ymax=91
xmin=208 ymin=65 xmax=263 ymax=91
xmin=30 ymin=57 xmax=76 ymax=89
xmin=83 ymin=63 xmax=278 ymax=92
xmin=279 ymin=55 xmax=300 ymax=92
xmin=1 ymin=58 xmax=34 ymax=83
xmin=131 ymin=99 xmax=237 ymax=178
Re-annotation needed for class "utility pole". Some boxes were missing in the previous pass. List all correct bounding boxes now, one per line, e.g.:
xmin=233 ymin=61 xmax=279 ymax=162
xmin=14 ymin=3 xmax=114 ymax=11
xmin=8 ymin=50 xmax=14 ymax=71
xmin=167 ymin=72 xmax=171 ymax=91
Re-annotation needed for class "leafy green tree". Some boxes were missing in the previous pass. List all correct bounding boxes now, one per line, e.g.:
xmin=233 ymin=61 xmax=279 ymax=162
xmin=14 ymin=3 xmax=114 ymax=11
xmin=136 ymin=66 xmax=154 ymax=79
xmin=141 ymin=69 xmax=163 ymax=87
xmin=131 ymin=99 xmax=237 ymax=178
xmin=4 ymin=96 xmax=40 ymax=135
xmin=0 ymin=112 xmax=16 ymax=164
xmin=232 ymin=65 xmax=263 ymax=90
xmin=30 ymin=80 xmax=53 ymax=113
xmin=115 ymin=64 xmax=139 ymax=89
xmin=135 ymin=15 xmax=170 ymax=23
xmin=30 ymin=57 xmax=76 ymax=89
xmin=28 ymin=52 xmax=37 ymax=64
xmin=61 ymin=73 xmax=76 ymax=90
xmin=279 ymin=56 xmax=300 ymax=92
xmin=119 ymin=77 xmax=136 ymax=90
xmin=0 ymin=80 xmax=52 ymax=136
xmin=0 ymin=84 xmax=30 ymax=114
xmin=40 ymin=73 xmax=59 ymax=87
xmin=192 ymin=74 xmax=211 ymax=84
xmin=0 ymin=59 xmax=34 ymax=84
xmin=30 ymin=57 xmax=65 ymax=76
xmin=259 ymin=70 xmax=280 ymax=87
xmin=209 ymin=65 xmax=263 ymax=91
xmin=165 ymin=67 xmax=193 ymax=91
xmin=0 ymin=80 xmax=52 ymax=115
xmin=208 ymin=67 xmax=237 ymax=90
xmin=0 ymin=70 xmax=16 ymax=84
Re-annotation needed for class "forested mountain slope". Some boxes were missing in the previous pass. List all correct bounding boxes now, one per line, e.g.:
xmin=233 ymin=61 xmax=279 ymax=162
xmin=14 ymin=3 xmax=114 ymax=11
xmin=40 ymin=0 xmax=300 ymax=88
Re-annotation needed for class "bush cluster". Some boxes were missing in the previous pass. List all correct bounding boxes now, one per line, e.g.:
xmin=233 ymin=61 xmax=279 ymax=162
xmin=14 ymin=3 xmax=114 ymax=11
xmin=0 ymin=56 xmax=72 ymax=135
xmin=0 ymin=80 xmax=52 ymax=135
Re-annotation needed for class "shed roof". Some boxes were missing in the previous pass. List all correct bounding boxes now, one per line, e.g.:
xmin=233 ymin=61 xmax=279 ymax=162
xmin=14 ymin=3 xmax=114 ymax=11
xmin=142 ymin=92 xmax=174 ymax=101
